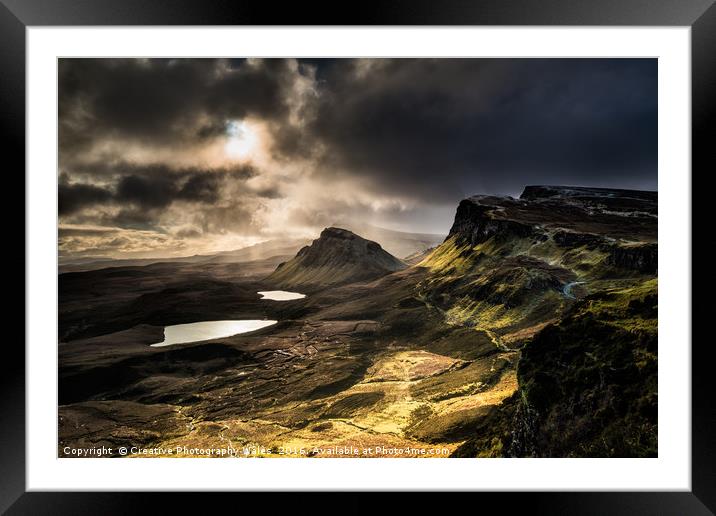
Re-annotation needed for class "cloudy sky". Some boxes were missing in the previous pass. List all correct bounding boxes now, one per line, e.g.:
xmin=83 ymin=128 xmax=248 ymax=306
xmin=58 ymin=58 xmax=657 ymax=259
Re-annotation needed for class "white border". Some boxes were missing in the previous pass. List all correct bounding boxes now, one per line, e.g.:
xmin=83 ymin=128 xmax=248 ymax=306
xmin=27 ymin=27 xmax=691 ymax=491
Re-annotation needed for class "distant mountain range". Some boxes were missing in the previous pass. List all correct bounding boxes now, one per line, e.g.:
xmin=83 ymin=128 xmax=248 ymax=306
xmin=59 ymin=225 xmax=444 ymax=273
xmin=57 ymin=238 xmax=310 ymax=273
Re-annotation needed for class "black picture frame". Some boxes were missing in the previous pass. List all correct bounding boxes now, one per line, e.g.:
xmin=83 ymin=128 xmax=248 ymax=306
xmin=5 ymin=0 xmax=714 ymax=512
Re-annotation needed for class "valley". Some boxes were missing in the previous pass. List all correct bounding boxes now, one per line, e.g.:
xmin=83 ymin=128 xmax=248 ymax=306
xmin=58 ymin=186 xmax=657 ymax=458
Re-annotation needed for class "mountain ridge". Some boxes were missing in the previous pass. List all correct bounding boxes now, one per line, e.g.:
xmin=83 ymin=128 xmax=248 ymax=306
xmin=420 ymin=185 xmax=658 ymax=457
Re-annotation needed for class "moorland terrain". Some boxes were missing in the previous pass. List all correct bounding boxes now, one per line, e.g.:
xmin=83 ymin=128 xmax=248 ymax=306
xmin=58 ymin=186 xmax=657 ymax=458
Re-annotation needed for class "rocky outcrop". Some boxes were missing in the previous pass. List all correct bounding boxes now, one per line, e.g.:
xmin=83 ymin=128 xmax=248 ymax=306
xmin=552 ymin=230 xmax=605 ymax=249
xmin=509 ymin=285 xmax=657 ymax=457
xmin=521 ymin=185 xmax=658 ymax=204
xmin=447 ymin=197 xmax=537 ymax=247
xmin=267 ymin=227 xmax=406 ymax=289
xmin=606 ymin=243 xmax=658 ymax=274
xmin=445 ymin=186 xmax=657 ymax=249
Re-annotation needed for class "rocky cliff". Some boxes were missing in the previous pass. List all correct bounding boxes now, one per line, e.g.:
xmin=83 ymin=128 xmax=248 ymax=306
xmin=423 ymin=186 xmax=658 ymax=457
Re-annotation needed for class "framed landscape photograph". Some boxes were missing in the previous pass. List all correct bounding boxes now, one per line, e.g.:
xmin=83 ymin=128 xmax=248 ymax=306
xmin=54 ymin=56 xmax=663 ymax=462
xmin=7 ymin=0 xmax=715 ymax=512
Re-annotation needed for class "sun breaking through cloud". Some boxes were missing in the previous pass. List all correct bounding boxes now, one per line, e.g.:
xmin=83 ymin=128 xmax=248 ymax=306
xmin=58 ymin=58 xmax=657 ymax=260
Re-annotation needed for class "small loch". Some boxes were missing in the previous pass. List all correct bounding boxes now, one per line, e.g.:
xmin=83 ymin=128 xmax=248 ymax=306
xmin=258 ymin=290 xmax=306 ymax=301
xmin=150 ymin=320 xmax=277 ymax=347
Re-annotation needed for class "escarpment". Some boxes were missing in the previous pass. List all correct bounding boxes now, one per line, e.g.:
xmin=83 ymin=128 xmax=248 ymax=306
xmin=428 ymin=186 xmax=657 ymax=458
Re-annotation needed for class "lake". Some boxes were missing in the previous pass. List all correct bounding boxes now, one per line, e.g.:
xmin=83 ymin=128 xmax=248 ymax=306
xmin=258 ymin=290 xmax=306 ymax=301
xmin=150 ymin=320 xmax=278 ymax=347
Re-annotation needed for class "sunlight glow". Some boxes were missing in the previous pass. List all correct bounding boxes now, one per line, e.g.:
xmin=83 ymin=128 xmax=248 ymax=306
xmin=225 ymin=120 xmax=258 ymax=159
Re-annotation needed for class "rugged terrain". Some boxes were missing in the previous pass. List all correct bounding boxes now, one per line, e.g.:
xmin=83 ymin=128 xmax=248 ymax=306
xmin=59 ymin=224 xmax=443 ymax=273
xmin=58 ymin=186 xmax=657 ymax=458
xmin=267 ymin=227 xmax=407 ymax=290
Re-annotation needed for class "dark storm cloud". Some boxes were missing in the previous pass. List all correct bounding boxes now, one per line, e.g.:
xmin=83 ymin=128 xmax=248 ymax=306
xmin=68 ymin=161 xmax=257 ymax=182
xmin=285 ymin=58 xmax=657 ymax=198
xmin=58 ymin=58 xmax=302 ymax=157
xmin=59 ymin=162 xmax=258 ymax=222
xmin=116 ymin=175 xmax=178 ymax=208
xmin=176 ymin=174 xmax=223 ymax=203
xmin=58 ymin=57 xmax=657 ymax=257
xmin=58 ymin=181 xmax=112 ymax=216
xmin=115 ymin=172 xmax=222 ymax=208
xmin=60 ymin=57 xmax=657 ymax=202
xmin=105 ymin=208 xmax=158 ymax=230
